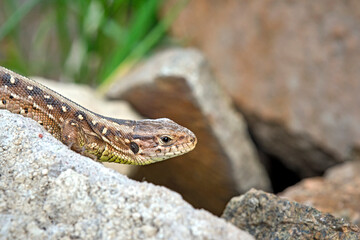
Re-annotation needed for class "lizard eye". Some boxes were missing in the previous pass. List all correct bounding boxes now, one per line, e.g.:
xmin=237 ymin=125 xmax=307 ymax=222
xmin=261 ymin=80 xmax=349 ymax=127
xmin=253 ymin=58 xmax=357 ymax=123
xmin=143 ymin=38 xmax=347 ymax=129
xmin=130 ymin=142 xmax=139 ymax=154
xmin=160 ymin=136 xmax=172 ymax=144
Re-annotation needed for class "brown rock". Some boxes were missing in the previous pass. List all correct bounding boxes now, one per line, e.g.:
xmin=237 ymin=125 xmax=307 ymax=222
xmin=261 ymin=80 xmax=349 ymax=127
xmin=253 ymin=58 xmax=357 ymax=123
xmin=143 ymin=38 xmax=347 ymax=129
xmin=280 ymin=161 xmax=360 ymax=226
xmin=166 ymin=0 xmax=360 ymax=176
xmin=222 ymin=189 xmax=360 ymax=240
xmin=106 ymin=48 xmax=271 ymax=215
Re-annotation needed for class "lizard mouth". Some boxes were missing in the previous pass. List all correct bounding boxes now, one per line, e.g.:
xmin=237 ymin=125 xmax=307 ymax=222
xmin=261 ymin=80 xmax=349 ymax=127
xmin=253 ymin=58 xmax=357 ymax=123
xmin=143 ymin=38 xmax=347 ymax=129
xmin=147 ymin=135 xmax=197 ymax=163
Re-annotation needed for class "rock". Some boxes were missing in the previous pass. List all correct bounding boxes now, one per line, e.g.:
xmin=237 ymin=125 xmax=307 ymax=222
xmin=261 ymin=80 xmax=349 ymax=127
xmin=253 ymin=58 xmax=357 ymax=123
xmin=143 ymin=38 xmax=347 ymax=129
xmin=106 ymin=48 xmax=271 ymax=215
xmin=0 ymin=110 xmax=254 ymax=240
xmin=166 ymin=0 xmax=360 ymax=176
xmin=33 ymin=77 xmax=141 ymax=176
xmin=280 ymin=161 xmax=360 ymax=225
xmin=222 ymin=189 xmax=360 ymax=239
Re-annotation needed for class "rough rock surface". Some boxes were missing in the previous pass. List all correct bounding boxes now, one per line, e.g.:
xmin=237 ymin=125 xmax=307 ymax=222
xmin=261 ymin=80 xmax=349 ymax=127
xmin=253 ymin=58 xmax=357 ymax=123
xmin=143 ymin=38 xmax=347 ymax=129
xmin=106 ymin=48 xmax=271 ymax=215
xmin=280 ymin=161 xmax=360 ymax=226
xmin=0 ymin=110 xmax=254 ymax=240
xmin=166 ymin=0 xmax=360 ymax=176
xmin=222 ymin=189 xmax=360 ymax=240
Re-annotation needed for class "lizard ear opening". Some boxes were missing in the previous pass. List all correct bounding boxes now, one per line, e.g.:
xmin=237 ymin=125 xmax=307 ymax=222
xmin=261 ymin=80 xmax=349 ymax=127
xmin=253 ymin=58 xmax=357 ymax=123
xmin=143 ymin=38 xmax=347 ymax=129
xmin=130 ymin=142 xmax=139 ymax=154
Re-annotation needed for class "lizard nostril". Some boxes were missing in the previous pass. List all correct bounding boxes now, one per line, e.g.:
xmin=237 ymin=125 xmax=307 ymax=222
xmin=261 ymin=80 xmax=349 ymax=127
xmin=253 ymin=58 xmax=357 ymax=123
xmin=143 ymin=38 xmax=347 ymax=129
xmin=189 ymin=137 xmax=197 ymax=147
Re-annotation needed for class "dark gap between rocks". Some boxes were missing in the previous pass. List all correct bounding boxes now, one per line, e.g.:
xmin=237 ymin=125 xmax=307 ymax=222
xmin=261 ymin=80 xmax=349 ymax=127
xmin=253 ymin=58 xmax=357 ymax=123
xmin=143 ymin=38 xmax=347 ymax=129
xmin=246 ymin=124 xmax=302 ymax=193
xmin=265 ymin=153 xmax=302 ymax=193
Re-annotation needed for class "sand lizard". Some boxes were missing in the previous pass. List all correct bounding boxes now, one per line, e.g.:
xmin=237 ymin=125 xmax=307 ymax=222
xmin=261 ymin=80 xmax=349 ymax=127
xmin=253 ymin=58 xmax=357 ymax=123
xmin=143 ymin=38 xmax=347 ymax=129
xmin=0 ymin=66 xmax=197 ymax=165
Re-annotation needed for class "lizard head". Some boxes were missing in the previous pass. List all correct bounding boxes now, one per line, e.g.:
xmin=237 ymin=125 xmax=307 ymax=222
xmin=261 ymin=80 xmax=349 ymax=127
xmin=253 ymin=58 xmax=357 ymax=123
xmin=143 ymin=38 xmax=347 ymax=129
xmin=129 ymin=118 xmax=197 ymax=163
xmin=95 ymin=118 xmax=197 ymax=165
xmin=129 ymin=118 xmax=197 ymax=164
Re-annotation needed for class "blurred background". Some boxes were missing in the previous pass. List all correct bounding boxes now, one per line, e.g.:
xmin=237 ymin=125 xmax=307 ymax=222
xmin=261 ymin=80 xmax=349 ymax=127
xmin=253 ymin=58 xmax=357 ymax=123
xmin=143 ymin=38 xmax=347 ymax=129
xmin=1 ymin=0 xmax=359 ymax=219
xmin=0 ymin=0 xmax=186 ymax=85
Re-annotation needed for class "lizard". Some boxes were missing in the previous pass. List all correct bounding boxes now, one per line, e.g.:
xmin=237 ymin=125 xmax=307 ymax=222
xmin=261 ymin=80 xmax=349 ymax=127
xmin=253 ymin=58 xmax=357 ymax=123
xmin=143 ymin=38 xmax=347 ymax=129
xmin=0 ymin=66 xmax=197 ymax=165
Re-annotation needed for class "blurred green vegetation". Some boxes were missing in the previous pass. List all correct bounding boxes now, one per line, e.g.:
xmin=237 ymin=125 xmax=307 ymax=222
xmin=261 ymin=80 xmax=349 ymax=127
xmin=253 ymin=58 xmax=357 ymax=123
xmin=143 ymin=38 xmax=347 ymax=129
xmin=0 ymin=0 xmax=186 ymax=89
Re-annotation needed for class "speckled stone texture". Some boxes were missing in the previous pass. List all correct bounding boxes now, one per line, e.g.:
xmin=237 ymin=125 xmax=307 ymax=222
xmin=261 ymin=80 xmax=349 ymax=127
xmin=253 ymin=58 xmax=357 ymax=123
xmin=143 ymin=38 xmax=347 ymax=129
xmin=222 ymin=189 xmax=360 ymax=240
xmin=280 ymin=161 xmax=360 ymax=226
xmin=0 ymin=110 xmax=254 ymax=240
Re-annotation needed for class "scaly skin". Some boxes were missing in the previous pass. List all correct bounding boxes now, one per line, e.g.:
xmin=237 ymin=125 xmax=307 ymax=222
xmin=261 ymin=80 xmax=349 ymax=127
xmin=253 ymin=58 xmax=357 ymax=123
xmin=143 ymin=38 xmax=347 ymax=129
xmin=0 ymin=66 xmax=197 ymax=165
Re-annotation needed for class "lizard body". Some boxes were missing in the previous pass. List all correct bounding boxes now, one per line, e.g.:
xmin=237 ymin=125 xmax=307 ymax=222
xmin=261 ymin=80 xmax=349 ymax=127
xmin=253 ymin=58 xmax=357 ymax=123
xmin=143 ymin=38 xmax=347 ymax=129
xmin=0 ymin=66 xmax=197 ymax=165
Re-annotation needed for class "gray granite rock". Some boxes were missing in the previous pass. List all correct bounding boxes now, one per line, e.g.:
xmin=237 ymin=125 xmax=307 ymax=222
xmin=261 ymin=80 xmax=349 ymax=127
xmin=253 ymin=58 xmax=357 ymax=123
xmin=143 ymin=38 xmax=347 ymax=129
xmin=280 ymin=161 xmax=360 ymax=226
xmin=222 ymin=189 xmax=360 ymax=240
xmin=0 ymin=110 xmax=254 ymax=240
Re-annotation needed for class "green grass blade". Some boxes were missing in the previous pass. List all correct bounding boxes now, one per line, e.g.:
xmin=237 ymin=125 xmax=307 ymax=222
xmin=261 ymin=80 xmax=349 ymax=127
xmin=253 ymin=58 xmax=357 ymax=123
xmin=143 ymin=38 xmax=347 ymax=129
xmin=98 ymin=0 xmax=188 ymax=93
xmin=0 ymin=0 xmax=42 ymax=41
xmin=100 ymin=0 xmax=161 ymax=81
